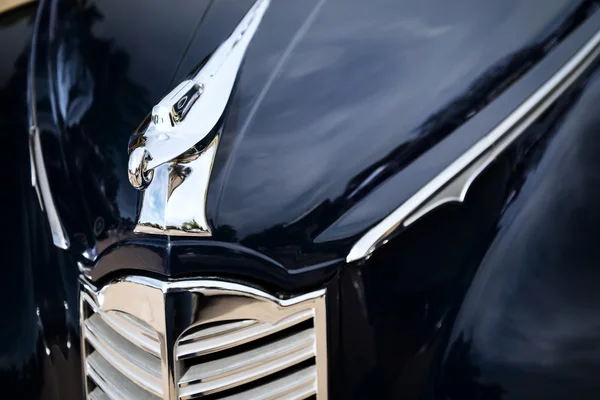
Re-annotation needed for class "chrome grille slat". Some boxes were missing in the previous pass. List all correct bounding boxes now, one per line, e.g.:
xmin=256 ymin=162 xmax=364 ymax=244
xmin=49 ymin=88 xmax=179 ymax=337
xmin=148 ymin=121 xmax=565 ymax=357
xmin=176 ymin=310 xmax=314 ymax=359
xmin=178 ymin=342 xmax=315 ymax=397
xmin=81 ymin=291 xmax=161 ymax=357
xmin=180 ymin=329 xmax=314 ymax=385
xmin=219 ymin=366 xmax=317 ymax=400
xmin=278 ymin=383 xmax=318 ymax=400
xmin=100 ymin=310 xmax=161 ymax=357
xmin=88 ymin=387 xmax=110 ymax=400
xmin=87 ymin=352 xmax=160 ymax=400
xmin=178 ymin=320 xmax=257 ymax=345
xmin=85 ymin=314 xmax=163 ymax=396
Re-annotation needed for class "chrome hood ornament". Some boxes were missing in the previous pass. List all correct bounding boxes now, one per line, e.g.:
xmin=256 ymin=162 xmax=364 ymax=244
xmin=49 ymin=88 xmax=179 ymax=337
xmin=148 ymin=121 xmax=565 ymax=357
xmin=127 ymin=0 xmax=270 ymax=236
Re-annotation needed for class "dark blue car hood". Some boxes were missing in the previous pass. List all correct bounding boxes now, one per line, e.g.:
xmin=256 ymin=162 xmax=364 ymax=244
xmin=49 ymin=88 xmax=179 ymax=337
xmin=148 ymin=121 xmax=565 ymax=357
xmin=33 ymin=0 xmax=593 ymax=280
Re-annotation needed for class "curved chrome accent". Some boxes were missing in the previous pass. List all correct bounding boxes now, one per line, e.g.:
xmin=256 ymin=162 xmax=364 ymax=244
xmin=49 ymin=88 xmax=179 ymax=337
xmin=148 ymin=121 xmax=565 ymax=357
xmin=127 ymin=0 xmax=269 ymax=236
xmin=29 ymin=127 xmax=70 ymax=249
xmin=28 ymin=0 xmax=70 ymax=250
xmin=346 ymin=27 xmax=600 ymax=263
xmin=80 ymin=275 xmax=328 ymax=400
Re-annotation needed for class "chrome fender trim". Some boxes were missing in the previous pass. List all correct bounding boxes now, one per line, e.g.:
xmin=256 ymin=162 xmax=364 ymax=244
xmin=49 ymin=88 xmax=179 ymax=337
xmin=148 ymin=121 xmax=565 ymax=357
xmin=347 ymin=25 xmax=600 ymax=263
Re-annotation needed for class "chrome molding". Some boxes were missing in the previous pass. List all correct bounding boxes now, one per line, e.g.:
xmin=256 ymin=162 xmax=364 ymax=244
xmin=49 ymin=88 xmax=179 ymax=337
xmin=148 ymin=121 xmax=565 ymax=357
xmin=28 ymin=127 xmax=70 ymax=249
xmin=28 ymin=0 xmax=70 ymax=250
xmin=127 ymin=0 xmax=269 ymax=236
xmin=346 ymin=27 xmax=600 ymax=263
xmin=80 ymin=275 xmax=327 ymax=399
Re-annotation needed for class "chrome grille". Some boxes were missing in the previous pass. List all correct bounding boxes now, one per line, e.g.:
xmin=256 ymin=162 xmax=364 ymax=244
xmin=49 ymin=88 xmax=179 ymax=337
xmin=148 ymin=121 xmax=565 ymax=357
xmin=80 ymin=276 xmax=328 ymax=400
xmin=176 ymin=311 xmax=318 ymax=399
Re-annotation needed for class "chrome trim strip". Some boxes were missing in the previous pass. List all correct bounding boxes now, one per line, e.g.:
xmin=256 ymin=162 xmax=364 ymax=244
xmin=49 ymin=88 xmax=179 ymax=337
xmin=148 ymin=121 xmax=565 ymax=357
xmin=29 ymin=128 xmax=70 ymax=249
xmin=28 ymin=0 xmax=70 ymax=250
xmin=346 ymin=27 xmax=600 ymax=263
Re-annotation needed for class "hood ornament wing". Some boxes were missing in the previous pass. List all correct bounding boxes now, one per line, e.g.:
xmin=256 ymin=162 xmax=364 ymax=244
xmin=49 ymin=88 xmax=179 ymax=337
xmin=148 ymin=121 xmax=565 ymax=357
xmin=127 ymin=0 xmax=270 ymax=236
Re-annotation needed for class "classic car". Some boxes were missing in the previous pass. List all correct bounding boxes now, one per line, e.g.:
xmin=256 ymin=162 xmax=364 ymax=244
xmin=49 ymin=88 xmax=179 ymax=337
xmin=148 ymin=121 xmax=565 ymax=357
xmin=4 ymin=0 xmax=600 ymax=398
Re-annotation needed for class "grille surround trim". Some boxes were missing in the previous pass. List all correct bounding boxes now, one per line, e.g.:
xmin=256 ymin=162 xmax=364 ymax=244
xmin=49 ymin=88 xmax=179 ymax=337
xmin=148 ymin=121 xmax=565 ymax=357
xmin=80 ymin=276 xmax=327 ymax=400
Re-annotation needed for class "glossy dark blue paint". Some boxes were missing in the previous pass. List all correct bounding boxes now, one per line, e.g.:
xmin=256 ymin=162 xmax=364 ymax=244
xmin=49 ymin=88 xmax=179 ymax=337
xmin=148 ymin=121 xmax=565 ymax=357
xmin=319 ymin=2 xmax=600 ymax=244
xmin=211 ymin=0 xmax=595 ymax=268
xmin=90 ymin=237 xmax=343 ymax=293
